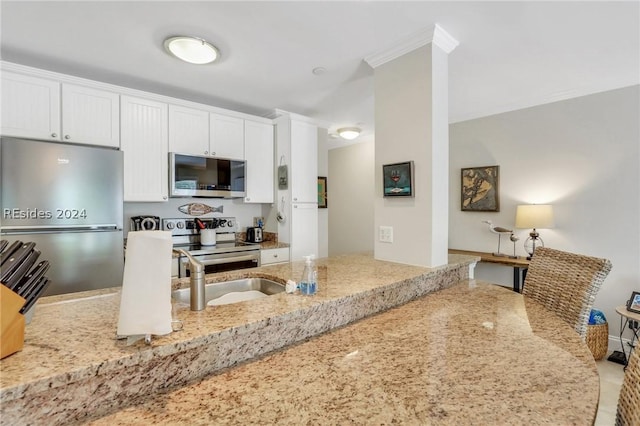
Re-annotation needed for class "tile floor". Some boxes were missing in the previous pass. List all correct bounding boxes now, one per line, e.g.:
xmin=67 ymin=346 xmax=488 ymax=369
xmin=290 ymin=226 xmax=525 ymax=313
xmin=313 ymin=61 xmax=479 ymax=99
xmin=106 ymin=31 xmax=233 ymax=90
xmin=594 ymin=352 xmax=626 ymax=425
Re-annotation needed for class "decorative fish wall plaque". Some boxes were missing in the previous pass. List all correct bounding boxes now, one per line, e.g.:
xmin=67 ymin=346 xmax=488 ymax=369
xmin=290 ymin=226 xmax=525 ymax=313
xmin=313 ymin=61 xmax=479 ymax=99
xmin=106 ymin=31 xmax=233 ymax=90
xmin=178 ymin=203 xmax=223 ymax=216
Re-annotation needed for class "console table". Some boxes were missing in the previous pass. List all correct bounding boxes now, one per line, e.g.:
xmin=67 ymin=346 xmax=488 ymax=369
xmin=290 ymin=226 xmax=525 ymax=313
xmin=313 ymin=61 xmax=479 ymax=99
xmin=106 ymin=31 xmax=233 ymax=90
xmin=449 ymin=249 xmax=531 ymax=292
xmin=615 ymin=304 xmax=640 ymax=368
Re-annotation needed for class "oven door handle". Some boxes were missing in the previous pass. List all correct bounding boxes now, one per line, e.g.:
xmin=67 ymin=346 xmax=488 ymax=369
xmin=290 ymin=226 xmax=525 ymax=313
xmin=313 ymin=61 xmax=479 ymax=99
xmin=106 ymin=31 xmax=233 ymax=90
xmin=189 ymin=254 xmax=260 ymax=267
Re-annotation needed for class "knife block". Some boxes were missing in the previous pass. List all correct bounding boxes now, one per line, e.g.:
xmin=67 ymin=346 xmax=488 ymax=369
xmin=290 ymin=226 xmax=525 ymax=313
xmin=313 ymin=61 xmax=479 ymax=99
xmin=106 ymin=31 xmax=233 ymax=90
xmin=0 ymin=284 xmax=26 ymax=359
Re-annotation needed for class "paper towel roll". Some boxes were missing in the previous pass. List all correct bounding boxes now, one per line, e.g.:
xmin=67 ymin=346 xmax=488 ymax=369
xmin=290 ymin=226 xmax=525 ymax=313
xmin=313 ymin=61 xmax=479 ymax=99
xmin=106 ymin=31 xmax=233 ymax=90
xmin=117 ymin=231 xmax=173 ymax=339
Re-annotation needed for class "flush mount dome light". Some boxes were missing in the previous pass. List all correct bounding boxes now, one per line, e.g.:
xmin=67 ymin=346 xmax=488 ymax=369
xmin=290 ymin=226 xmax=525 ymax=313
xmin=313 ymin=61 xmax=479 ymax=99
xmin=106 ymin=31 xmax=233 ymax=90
xmin=337 ymin=127 xmax=361 ymax=140
xmin=164 ymin=36 xmax=219 ymax=65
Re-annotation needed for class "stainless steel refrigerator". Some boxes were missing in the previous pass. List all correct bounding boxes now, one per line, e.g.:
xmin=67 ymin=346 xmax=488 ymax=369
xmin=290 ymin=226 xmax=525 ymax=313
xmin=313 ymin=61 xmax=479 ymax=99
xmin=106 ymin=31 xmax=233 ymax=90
xmin=1 ymin=137 xmax=124 ymax=296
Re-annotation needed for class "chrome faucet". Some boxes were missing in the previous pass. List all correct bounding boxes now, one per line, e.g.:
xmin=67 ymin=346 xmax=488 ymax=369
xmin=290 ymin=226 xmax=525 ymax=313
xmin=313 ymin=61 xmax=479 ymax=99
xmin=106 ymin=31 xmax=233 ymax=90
xmin=172 ymin=248 xmax=206 ymax=311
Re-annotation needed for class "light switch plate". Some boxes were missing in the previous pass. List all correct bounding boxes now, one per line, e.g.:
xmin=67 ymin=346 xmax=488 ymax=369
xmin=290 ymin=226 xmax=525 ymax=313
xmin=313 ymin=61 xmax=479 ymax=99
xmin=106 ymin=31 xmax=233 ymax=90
xmin=379 ymin=226 xmax=393 ymax=243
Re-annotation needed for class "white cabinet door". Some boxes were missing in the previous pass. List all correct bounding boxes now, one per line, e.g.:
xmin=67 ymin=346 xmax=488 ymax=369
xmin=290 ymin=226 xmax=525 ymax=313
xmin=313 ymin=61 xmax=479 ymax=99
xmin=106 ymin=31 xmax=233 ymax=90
xmin=290 ymin=120 xmax=317 ymax=203
xmin=291 ymin=203 xmax=318 ymax=261
xmin=168 ymin=104 xmax=209 ymax=155
xmin=1 ymin=71 xmax=61 ymax=141
xmin=244 ymin=120 xmax=274 ymax=203
xmin=61 ymin=84 xmax=120 ymax=147
xmin=260 ymin=247 xmax=290 ymax=265
xmin=120 ymin=96 xmax=168 ymax=202
xmin=210 ymin=113 xmax=244 ymax=159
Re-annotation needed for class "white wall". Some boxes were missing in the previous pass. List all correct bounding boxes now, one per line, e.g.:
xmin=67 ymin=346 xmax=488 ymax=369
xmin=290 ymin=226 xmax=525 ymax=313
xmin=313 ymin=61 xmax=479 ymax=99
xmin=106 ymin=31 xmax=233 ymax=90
xmin=449 ymin=85 xmax=639 ymax=341
xmin=328 ymin=141 xmax=375 ymax=256
xmin=329 ymin=85 xmax=640 ymax=341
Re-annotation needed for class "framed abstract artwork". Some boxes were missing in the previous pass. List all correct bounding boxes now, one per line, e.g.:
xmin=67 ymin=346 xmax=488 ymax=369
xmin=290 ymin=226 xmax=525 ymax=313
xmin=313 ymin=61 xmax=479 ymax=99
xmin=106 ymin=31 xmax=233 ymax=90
xmin=383 ymin=161 xmax=414 ymax=197
xmin=317 ymin=176 xmax=327 ymax=208
xmin=461 ymin=165 xmax=500 ymax=212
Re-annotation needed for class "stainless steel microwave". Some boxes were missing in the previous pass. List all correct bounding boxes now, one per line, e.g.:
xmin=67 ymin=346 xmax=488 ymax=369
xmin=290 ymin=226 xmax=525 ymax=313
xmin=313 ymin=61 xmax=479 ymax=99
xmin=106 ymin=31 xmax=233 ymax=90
xmin=169 ymin=153 xmax=245 ymax=198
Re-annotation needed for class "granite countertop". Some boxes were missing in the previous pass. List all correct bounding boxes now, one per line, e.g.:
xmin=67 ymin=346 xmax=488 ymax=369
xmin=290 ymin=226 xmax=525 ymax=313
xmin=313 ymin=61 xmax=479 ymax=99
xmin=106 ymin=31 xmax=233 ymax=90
xmin=0 ymin=253 xmax=475 ymax=425
xmin=236 ymin=230 xmax=288 ymax=249
xmin=87 ymin=281 xmax=599 ymax=425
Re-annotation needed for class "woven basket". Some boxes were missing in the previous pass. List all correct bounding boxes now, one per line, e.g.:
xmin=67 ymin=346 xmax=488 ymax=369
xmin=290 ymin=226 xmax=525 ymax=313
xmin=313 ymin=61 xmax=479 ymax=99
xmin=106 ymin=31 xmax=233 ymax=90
xmin=586 ymin=322 xmax=608 ymax=360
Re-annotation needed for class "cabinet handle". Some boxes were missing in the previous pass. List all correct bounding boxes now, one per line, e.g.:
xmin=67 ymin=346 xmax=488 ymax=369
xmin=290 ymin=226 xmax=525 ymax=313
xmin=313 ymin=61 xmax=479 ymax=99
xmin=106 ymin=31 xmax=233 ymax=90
xmin=204 ymin=150 xmax=208 ymax=155
xmin=51 ymin=133 xmax=57 ymax=138
xmin=64 ymin=135 xmax=71 ymax=140
xmin=246 ymin=198 xmax=250 ymax=202
xmin=274 ymin=254 xmax=278 ymax=258
xmin=293 ymin=197 xmax=298 ymax=201
xmin=211 ymin=152 xmax=216 ymax=156
xmin=163 ymin=196 xmax=168 ymax=200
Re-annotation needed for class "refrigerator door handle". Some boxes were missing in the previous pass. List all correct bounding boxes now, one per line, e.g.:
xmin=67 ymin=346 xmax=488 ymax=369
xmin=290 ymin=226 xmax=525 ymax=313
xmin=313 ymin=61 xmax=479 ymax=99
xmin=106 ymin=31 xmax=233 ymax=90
xmin=1 ymin=224 xmax=121 ymax=235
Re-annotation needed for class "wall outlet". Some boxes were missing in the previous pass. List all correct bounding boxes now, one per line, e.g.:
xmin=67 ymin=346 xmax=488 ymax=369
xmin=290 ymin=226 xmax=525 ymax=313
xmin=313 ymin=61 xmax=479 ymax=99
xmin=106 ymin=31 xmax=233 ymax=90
xmin=379 ymin=226 xmax=393 ymax=243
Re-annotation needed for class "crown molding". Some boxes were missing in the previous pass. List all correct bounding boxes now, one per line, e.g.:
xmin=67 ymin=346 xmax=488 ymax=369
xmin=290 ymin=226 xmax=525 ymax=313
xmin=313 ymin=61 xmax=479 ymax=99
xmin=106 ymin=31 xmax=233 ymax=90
xmin=270 ymin=109 xmax=332 ymax=128
xmin=364 ymin=23 xmax=459 ymax=69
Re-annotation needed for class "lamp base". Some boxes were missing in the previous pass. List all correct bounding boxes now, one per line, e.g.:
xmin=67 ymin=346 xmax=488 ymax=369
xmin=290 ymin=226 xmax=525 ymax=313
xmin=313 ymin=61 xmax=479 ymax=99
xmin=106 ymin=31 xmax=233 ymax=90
xmin=524 ymin=230 xmax=544 ymax=260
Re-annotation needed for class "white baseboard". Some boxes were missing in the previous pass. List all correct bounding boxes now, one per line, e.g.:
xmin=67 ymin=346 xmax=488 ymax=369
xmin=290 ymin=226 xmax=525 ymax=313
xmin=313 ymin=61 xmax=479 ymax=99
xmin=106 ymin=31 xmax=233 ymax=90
xmin=608 ymin=334 xmax=634 ymax=354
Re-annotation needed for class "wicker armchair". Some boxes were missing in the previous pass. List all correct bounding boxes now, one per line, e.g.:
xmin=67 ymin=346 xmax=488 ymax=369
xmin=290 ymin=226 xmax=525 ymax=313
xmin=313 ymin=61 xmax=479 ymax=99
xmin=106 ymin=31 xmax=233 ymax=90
xmin=522 ymin=247 xmax=612 ymax=340
xmin=616 ymin=346 xmax=640 ymax=426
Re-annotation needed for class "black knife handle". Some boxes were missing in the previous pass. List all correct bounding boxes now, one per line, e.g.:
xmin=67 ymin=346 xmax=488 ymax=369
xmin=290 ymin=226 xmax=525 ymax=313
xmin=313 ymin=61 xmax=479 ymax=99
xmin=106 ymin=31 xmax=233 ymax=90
xmin=5 ymin=249 xmax=40 ymax=291
xmin=20 ymin=277 xmax=51 ymax=314
xmin=0 ymin=240 xmax=23 ymax=266
xmin=0 ymin=242 xmax=36 ymax=283
xmin=16 ymin=260 xmax=50 ymax=299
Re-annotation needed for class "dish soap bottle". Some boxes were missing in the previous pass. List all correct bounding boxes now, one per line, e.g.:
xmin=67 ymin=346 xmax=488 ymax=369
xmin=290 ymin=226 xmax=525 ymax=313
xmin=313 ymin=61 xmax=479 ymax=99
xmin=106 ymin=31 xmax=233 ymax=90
xmin=299 ymin=255 xmax=317 ymax=296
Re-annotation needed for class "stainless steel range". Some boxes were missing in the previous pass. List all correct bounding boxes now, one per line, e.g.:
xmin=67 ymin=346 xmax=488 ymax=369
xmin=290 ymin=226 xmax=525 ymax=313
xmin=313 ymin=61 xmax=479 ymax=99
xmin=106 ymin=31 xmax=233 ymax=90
xmin=163 ymin=217 xmax=260 ymax=278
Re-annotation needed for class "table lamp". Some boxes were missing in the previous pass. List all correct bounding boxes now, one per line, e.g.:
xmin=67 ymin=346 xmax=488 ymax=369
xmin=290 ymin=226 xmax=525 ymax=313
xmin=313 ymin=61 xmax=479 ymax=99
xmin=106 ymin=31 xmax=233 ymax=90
xmin=515 ymin=204 xmax=554 ymax=259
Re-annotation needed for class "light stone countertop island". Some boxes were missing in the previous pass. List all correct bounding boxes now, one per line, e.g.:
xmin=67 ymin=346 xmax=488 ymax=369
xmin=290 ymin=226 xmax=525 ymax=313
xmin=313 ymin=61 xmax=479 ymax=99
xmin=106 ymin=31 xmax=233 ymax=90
xmin=0 ymin=253 xmax=599 ymax=425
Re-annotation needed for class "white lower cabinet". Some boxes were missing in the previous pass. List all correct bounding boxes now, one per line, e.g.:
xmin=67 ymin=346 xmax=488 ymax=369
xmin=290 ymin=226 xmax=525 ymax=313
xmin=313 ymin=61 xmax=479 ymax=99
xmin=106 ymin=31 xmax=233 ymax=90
xmin=260 ymin=247 xmax=290 ymax=265
xmin=120 ymin=96 xmax=168 ymax=202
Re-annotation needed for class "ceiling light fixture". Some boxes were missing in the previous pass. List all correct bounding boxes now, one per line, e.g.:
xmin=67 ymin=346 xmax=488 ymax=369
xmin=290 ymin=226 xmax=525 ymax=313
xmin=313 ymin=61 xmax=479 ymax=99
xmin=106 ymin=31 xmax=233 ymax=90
xmin=337 ymin=127 xmax=361 ymax=140
xmin=164 ymin=36 xmax=219 ymax=65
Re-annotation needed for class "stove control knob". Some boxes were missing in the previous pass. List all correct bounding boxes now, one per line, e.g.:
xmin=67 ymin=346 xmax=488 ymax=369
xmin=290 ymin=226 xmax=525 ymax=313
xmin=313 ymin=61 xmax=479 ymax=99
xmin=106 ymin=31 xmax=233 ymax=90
xmin=176 ymin=222 xmax=184 ymax=229
xmin=166 ymin=222 xmax=175 ymax=230
xmin=227 ymin=220 xmax=234 ymax=227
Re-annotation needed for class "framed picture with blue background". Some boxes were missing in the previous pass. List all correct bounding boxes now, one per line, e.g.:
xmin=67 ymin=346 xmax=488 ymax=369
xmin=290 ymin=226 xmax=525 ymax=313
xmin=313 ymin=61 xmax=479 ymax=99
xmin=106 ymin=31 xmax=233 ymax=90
xmin=383 ymin=161 xmax=414 ymax=197
xmin=627 ymin=291 xmax=640 ymax=314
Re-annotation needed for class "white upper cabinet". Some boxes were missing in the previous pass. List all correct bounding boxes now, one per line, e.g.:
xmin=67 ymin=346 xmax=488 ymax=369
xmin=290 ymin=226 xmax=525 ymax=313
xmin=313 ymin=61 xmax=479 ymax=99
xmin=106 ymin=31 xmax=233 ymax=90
xmin=244 ymin=120 xmax=274 ymax=203
xmin=61 ymin=84 xmax=119 ymax=147
xmin=168 ymin=104 xmax=209 ymax=155
xmin=290 ymin=119 xmax=318 ymax=203
xmin=1 ymin=72 xmax=61 ymax=141
xmin=120 ymin=96 xmax=168 ymax=202
xmin=169 ymin=108 xmax=244 ymax=160
xmin=210 ymin=113 xmax=244 ymax=160
xmin=1 ymin=71 xmax=119 ymax=147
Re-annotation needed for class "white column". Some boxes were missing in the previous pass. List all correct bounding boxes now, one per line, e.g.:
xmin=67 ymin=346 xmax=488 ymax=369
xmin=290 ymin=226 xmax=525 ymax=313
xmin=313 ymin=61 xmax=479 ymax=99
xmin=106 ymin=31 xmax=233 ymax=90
xmin=365 ymin=24 xmax=458 ymax=267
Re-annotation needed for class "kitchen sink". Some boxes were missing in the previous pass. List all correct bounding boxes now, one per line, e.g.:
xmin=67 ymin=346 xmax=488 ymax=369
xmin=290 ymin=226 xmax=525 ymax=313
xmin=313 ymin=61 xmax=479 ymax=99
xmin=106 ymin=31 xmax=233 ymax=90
xmin=172 ymin=277 xmax=285 ymax=306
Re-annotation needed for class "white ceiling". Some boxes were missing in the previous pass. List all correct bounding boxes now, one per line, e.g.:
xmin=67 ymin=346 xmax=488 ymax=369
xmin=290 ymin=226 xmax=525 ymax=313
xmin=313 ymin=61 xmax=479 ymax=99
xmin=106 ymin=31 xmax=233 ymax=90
xmin=1 ymin=1 xmax=638 ymax=149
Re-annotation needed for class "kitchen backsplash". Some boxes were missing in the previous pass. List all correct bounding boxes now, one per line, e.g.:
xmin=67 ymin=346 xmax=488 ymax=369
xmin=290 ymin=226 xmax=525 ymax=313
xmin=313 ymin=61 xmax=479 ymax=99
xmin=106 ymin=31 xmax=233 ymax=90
xmin=124 ymin=198 xmax=270 ymax=237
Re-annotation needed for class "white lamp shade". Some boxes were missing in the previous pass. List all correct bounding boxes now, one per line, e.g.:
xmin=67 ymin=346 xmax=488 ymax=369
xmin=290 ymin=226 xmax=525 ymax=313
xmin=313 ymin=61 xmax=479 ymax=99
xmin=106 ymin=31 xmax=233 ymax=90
xmin=515 ymin=204 xmax=555 ymax=229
